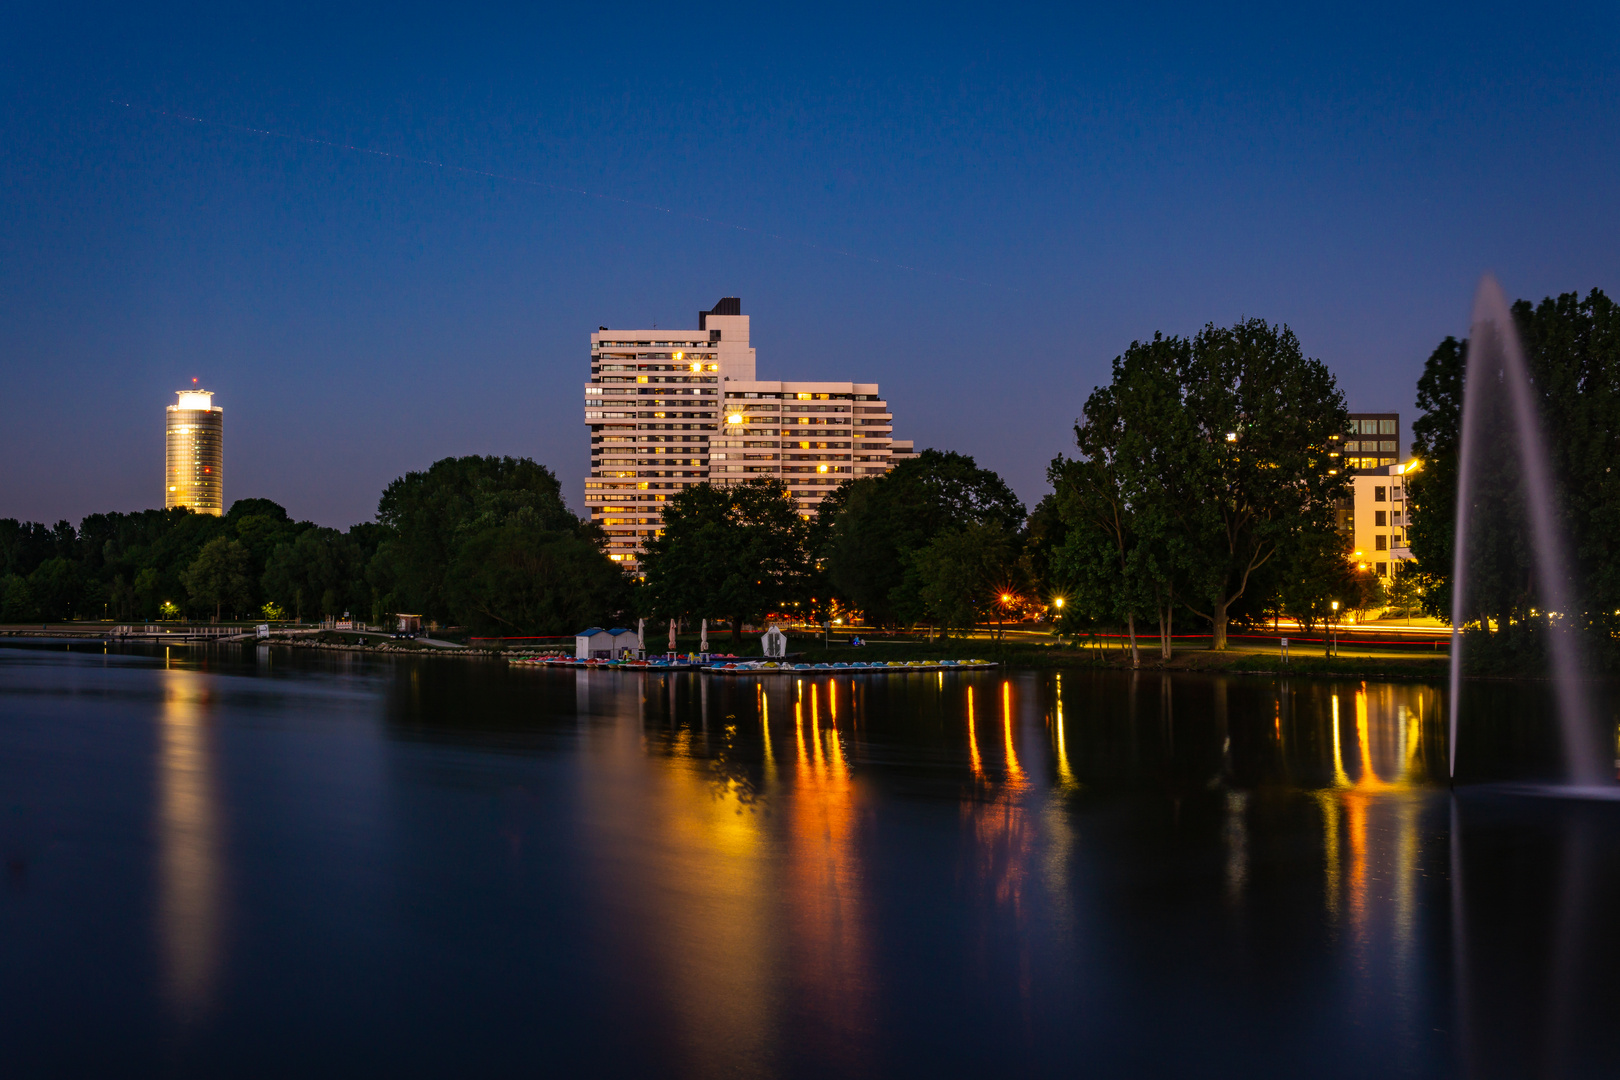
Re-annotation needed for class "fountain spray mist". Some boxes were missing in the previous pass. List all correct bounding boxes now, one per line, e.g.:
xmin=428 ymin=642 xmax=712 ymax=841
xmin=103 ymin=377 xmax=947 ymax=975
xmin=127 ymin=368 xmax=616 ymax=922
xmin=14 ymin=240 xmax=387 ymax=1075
xmin=1448 ymin=275 xmax=1605 ymax=786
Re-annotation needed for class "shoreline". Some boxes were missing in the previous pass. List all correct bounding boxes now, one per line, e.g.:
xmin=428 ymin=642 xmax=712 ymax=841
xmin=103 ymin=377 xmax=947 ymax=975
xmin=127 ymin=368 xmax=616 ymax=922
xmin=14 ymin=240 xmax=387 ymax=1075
xmin=0 ymin=633 xmax=1580 ymax=683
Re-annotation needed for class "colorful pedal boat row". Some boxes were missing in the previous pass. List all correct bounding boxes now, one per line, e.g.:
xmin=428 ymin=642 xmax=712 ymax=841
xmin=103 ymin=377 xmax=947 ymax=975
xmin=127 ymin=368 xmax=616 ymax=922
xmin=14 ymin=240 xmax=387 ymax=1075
xmin=508 ymin=657 xmax=698 ymax=669
xmin=708 ymin=659 xmax=996 ymax=673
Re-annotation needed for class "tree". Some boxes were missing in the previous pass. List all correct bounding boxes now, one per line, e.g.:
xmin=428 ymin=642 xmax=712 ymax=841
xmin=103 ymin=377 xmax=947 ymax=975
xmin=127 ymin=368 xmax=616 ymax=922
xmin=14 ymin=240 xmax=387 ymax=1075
xmin=1 ymin=575 xmax=35 ymax=622
xmin=133 ymin=567 xmax=162 ymax=619
xmin=1386 ymin=564 xmax=1424 ymax=620
xmin=904 ymin=521 xmax=1019 ymax=638
xmin=27 ymin=557 xmax=82 ymax=620
xmin=1054 ymin=321 xmax=1347 ymax=652
xmin=444 ymin=510 xmax=630 ymax=635
xmin=262 ymin=528 xmax=363 ymax=620
xmin=639 ymin=479 xmax=812 ymax=642
xmin=1020 ymin=493 xmax=1069 ymax=605
xmin=182 ymin=537 xmax=253 ymax=621
xmin=822 ymin=450 xmax=1025 ymax=625
xmin=1408 ymin=289 xmax=1620 ymax=642
xmin=1165 ymin=320 xmax=1348 ymax=649
xmin=1049 ymin=336 xmax=1193 ymax=663
xmin=1275 ymin=527 xmax=1356 ymax=634
xmin=375 ymin=456 xmax=579 ymax=621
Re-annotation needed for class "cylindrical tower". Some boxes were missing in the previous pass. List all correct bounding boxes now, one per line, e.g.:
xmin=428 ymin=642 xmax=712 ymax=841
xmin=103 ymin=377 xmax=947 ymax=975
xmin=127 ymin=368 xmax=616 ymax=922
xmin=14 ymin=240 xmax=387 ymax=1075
xmin=165 ymin=389 xmax=224 ymax=515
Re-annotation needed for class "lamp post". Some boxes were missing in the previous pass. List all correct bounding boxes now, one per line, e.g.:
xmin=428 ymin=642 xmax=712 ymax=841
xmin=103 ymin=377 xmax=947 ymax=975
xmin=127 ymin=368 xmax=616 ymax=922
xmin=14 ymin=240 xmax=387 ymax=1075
xmin=1053 ymin=597 xmax=1064 ymax=645
xmin=1329 ymin=600 xmax=1340 ymax=657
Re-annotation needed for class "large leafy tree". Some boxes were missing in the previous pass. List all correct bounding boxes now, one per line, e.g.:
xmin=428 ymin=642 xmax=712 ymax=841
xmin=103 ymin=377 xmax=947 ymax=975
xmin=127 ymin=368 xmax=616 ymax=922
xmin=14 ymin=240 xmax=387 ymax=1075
xmin=262 ymin=527 xmax=368 ymax=620
xmin=182 ymin=537 xmax=253 ymax=621
xmin=1050 ymin=333 xmax=1193 ymax=662
xmin=1168 ymin=320 xmax=1348 ymax=649
xmin=444 ymin=509 xmax=631 ymax=635
xmin=1057 ymin=320 xmax=1348 ymax=651
xmin=822 ymin=450 xmax=1025 ymax=625
xmin=1408 ymin=288 xmax=1620 ymax=637
xmin=375 ymin=455 xmax=579 ymax=621
xmin=639 ymin=478 xmax=812 ymax=642
xmin=904 ymin=521 xmax=1020 ymax=638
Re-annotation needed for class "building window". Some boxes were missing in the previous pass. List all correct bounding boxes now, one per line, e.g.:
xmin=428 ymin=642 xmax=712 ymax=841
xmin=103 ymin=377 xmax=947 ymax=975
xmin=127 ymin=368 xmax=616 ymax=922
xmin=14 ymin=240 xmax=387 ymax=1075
xmin=1376 ymin=561 xmax=1389 ymax=576
xmin=1375 ymin=511 xmax=1387 ymax=527
xmin=1375 ymin=535 xmax=1388 ymax=551
xmin=1379 ymin=420 xmax=1396 ymax=435
xmin=1374 ymin=486 xmax=1386 ymax=502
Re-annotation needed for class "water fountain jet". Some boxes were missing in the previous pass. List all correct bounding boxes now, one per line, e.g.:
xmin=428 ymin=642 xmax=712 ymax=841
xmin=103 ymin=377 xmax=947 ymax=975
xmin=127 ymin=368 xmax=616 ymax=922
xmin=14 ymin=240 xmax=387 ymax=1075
xmin=1448 ymin=275 xmax=1608 ymax=790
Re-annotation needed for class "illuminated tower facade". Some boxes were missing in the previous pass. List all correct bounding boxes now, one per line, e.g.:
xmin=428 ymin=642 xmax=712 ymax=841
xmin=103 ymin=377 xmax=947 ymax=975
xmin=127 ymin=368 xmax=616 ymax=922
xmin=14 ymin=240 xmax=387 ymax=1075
xmin=165 ymin=389 xmax=224 ymax=515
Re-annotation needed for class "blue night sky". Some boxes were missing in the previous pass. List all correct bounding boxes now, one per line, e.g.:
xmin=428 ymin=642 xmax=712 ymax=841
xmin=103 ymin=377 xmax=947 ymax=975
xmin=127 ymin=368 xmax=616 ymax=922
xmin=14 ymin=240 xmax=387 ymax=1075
xmin=3 ymin=2 xmax=1617 ymax=527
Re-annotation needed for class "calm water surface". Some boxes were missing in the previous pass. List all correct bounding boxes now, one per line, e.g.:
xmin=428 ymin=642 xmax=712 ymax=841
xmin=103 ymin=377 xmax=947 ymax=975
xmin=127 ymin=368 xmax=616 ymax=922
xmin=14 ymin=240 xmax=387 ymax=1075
xmin=2 ymin=644 xmax=1618 ymax=1078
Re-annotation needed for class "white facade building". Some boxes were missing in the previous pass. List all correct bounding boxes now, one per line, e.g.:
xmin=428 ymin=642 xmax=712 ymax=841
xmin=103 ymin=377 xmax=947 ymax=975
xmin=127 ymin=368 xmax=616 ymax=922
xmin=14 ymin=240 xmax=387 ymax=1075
xmin=1348 ymin=461 xmax=1417 ymax=577
xmin=583 ymin=297 xmax=914 ymax=566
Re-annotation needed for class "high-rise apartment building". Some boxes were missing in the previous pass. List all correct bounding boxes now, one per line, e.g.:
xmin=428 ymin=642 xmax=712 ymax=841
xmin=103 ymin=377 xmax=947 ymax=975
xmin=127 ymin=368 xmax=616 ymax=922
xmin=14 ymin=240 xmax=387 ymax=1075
xmin=165 ymin=388 xmax=224 ymax=515
xmin=583 ymin=297 xmax=915 ymax=566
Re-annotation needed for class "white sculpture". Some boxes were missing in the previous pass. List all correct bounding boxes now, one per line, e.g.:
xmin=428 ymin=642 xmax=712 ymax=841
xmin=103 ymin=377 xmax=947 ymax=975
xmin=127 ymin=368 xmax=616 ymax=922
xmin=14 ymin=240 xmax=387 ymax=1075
xmin=761 ymin=625 xmax=787 ymax=659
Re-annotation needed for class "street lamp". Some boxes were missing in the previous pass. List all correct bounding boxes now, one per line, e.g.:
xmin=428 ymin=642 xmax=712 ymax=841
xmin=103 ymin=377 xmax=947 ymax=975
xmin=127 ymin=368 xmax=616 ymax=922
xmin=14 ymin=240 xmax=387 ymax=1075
xmin=1329 ymin=600 xmax=1340 ymax=657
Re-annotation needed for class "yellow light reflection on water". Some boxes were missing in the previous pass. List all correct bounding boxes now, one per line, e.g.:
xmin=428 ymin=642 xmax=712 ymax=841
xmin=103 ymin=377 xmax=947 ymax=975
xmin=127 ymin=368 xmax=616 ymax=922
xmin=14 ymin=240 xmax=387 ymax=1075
xmin=156 ymin=670 xmax=226 ymax=1023
xmin=1053 ymin=673 xmax=1075 ymax=788
xmin=1314 ymin=683 xmax=1437 ymax=960
xmin=1002 ymin=681 xmax=1023 ymax=782
xmin=966 ymin=685 xmax=984 ymax=779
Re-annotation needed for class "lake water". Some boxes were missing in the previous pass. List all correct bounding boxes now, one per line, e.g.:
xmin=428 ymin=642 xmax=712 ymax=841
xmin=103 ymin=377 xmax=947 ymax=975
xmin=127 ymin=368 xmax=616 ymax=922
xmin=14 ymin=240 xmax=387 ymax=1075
xmin=2 ymin=644 xmax=1618 ymax=1078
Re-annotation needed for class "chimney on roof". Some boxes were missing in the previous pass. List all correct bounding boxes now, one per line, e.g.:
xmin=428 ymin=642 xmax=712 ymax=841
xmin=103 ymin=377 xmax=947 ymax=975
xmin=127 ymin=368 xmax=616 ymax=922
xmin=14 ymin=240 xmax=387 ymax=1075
xmin=698 ymin=296 xmax=741 ymax=330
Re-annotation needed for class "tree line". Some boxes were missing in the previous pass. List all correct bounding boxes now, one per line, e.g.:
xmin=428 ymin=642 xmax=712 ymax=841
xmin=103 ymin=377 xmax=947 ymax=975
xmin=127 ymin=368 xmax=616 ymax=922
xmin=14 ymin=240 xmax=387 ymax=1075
xmin=0 ymin=456 xmax=629 ymax=633
xmin=7 ymin=294 xmax=1613 ymax=653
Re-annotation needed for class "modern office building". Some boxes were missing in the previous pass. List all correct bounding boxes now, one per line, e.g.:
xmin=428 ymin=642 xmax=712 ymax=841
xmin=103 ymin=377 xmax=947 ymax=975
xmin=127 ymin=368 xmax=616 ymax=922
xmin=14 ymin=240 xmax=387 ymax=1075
xmin=165 ymin=388 xmax=224 ymax=515
xmin=583 ymin=297 xmax=914 ymax=566
xmin=1331 ymin=412 xmax=1400 ymax=473
xmin=1330 ymin=411 xmax=1401 ymax=535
